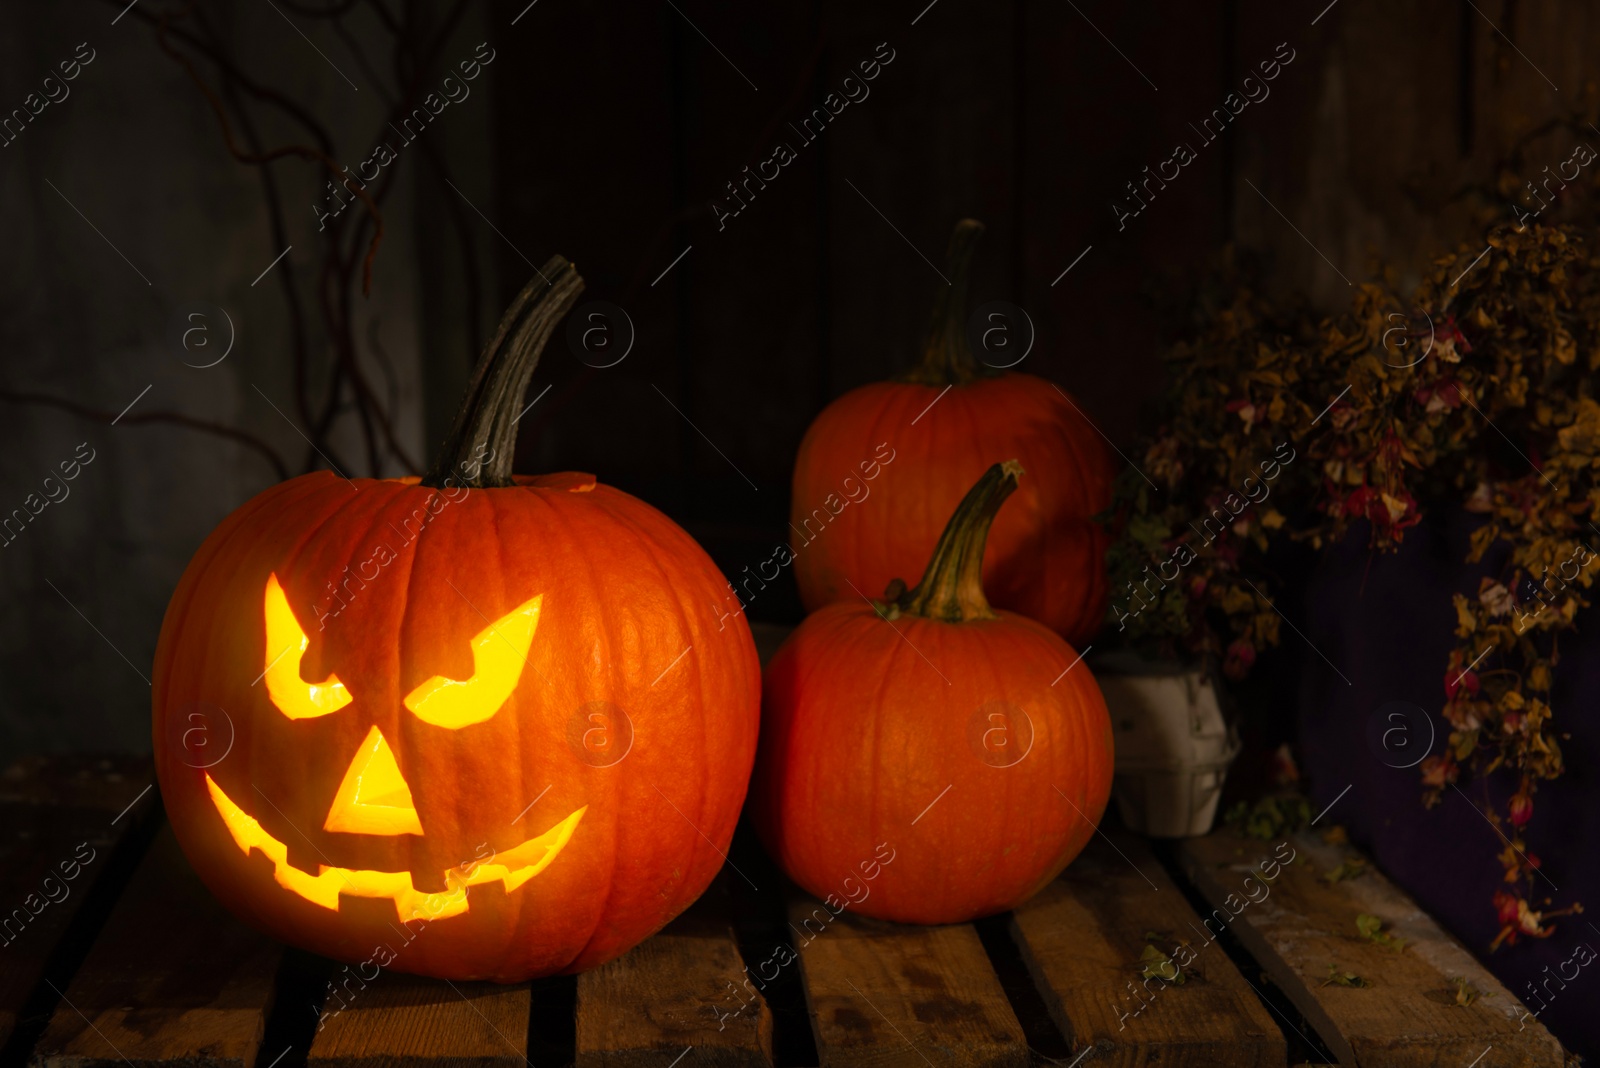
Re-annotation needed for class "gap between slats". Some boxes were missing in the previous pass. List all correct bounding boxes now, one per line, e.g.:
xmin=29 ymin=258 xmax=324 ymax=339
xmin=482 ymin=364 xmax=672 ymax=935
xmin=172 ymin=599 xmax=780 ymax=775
xmin=0 ymin=788 xmax=162 ymax=1068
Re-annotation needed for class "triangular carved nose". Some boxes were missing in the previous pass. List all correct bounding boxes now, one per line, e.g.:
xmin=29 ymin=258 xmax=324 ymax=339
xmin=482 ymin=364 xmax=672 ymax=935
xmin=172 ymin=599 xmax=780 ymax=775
xmin=323 ymin=725 xmax=423 ymax=836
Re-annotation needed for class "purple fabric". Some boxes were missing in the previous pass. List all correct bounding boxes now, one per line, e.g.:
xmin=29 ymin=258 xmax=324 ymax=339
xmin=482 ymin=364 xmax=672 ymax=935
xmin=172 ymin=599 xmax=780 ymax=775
xmin=1299 ymin=512 xmax=1598 ymax=1059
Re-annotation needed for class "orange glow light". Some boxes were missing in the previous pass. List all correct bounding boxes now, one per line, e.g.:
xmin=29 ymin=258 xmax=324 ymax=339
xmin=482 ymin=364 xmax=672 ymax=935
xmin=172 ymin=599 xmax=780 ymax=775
xmin=205 ymin=773 xmax=585 ymax=919
xmin=264 ymin=573 xmax=352 ymax=719
xmin=323 ymin=725 xmax=424 ymax=836
xmin=404 ymin=594 xmax=542 ymax=729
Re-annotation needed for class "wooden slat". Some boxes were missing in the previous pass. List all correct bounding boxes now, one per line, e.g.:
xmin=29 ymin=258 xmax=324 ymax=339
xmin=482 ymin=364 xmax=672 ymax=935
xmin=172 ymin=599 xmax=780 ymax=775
xmin=790 ymin=898 xmax=1026 ymax=1068
xmin=1010 ymin=829 xmax=1286 ymax=1066
xmin=308 ymin=974 xmax=530 ymax=1068
xmin=0 ymin=757 xmax=153 ymax=1050
xmin=576 ymin=877 xmax=771 ymax=1067
xmin=0 ymin=756 xmax=153 ymax=812
xmin=30 ymin=825 xmax=281 ymax=1068
xmin=1177 ymin=829 xmax=1567 ymax=1067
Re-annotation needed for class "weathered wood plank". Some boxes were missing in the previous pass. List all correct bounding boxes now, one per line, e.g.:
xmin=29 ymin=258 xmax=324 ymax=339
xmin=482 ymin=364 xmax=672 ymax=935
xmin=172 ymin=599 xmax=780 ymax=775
xmin=0 ymin=756 xmax=153 ymax=813
xmin=1010 ymin=829 xmax=1285 ymax=1066
xmin=1232 ymin=0 xmax=1467 ymax=308
xmin=29 ymin=824 xmax=281 ymax=1068
xmin=308 ymin=973 xmax=530 ymax=1068
xmin=0 ymin=757 xmax=153 ymax=1051
xmin=1469 ymin=0 xmax=1594 ymax=172
xmin=576 ymin=877 xmax=771 ymax=1067
xmin=1178 ymin=829 xmax=1567 ymax=1067
xmin=790 ymin=897 xmax=1026 ymax=1068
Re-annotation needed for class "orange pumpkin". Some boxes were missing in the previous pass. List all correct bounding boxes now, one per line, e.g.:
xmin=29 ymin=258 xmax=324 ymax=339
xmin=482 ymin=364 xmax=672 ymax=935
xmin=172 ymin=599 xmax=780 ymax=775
xmin=790 ymin=220 xmax=1114 ymax=645
xmin=153 ymin=260 xmax=760 ymax=980
xmin=754 ymin=461 xmax=1113 ymax=924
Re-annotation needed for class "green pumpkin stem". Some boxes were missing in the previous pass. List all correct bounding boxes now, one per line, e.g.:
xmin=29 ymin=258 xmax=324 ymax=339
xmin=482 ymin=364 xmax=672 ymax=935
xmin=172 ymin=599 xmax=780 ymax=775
xmin=902 ymin=218 xmax=988 ymax=387
xmin=892 ymin=460 xmax=1023 ymax=622
xmin=421 ymin=257 xmax=585 ymax=489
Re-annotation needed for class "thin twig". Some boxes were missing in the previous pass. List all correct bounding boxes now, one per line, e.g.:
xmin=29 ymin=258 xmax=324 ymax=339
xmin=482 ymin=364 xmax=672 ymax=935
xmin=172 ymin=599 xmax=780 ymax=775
xmin=155 ymin=2 xmax=385 ymax=293
xmin=0 ymin=388 xmax=290 ymax=480
xmin=108 ymin=0 xmax=466 ymax=478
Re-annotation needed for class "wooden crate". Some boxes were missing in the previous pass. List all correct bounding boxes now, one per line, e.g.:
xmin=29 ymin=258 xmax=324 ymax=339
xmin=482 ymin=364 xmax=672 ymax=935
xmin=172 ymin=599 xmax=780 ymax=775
xmin=0 ymin=717 xmax=1573 ymax=1066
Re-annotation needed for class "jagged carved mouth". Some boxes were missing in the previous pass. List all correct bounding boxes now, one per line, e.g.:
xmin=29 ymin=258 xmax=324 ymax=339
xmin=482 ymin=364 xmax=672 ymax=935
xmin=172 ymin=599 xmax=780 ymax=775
xmin=205 ymin=773 xmax=585 ymax=921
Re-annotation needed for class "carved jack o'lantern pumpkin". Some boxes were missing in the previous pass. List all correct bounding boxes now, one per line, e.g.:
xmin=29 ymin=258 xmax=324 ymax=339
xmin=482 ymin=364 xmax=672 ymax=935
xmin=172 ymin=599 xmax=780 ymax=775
xmin=153 ymin=260 xmax=761 ymax=980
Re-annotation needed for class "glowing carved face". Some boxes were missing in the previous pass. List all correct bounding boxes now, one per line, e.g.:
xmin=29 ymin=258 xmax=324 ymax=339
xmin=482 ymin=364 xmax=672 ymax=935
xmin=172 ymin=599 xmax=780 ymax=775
xmin=204 ymin=573 xmax=585 ymax=921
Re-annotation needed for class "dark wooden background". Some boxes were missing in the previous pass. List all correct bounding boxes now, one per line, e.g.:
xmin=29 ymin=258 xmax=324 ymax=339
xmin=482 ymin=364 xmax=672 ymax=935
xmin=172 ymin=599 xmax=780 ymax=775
xmin=475 ymin=0 xmax=1589 ymax=623
xmin=2 ymin=0 xmax=1591 ymax=752
xmin=482 ymin=0 xmax=1242 ymax=626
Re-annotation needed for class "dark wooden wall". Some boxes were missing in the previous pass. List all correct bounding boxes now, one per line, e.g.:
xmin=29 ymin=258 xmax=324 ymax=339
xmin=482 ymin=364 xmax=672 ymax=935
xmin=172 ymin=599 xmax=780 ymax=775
xmin=485 ymin=0 xmax=1245 ymax=619
xmin=1 ymin=0 xmax=1585 ymax=757
xmin=430 ymin=0 xmax=1582 ymax=622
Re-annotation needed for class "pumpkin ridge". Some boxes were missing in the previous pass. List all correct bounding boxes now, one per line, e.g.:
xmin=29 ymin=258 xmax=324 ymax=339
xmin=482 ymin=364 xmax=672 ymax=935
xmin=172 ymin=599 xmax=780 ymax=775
xmin=245 ymin=477 xmax=387 ymax=871
xmin=822 ymin=388 xmax=883 ymax=602
xmin=863 ymin=608 xmax=905 ymax=909
xmin=798 ymin=615 xmax=844 ymax=885
xmin=1037 ymin=378 xmax=1100 ymax=509
xmin=996 ymin=376 xmax=1112 ymax=634
xmin=528 ymin=483 xmax=622 ymax=973
xmin=971 ymin=622 xmax=1011 ymax=903
xmin=274 ymin=479 xmax=398 ymax=681
xmin=153 ymin=476 xmax=326 ymax=769
xmin=1042 ymin=394 xmax=1111 ymax=626
xmin=480 ymin=484 xmax=522 ymax=979
xmin=334 ymin=482 xmax=438 ymax=763
xmin=859 ymin=388 xmax=899 ymax=604
xmin=585 ymin=489 xmax=684 ymax=946
xmin=600 ymin=489 xmax=747 ymax=935
xmin=876 ymin=394 xmax=915 ymax=591
xmin=504 ymin=488 xmax=591 ymax=977
xmin=621 ymin=501 xmax=708 ymax=785
xmin=378 ymin=484 xmax=437 ymax=914
xmin=1011 ymin=397 xmax=1071 ymax=627
xmin=277 ymin=477 xmax=381 ymax=599
xmin=774 ymin=607 xmax=851 ymax=856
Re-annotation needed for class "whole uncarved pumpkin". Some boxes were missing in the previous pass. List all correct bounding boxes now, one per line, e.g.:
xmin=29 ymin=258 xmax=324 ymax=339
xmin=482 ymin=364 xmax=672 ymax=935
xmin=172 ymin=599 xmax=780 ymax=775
xmin=754 ymin=461 xmax=1114 ymax=924
xmin=153 ymin=261 xmax=760 ymax=980
xmin=790 ymin=220 xmax=1114 ymax=645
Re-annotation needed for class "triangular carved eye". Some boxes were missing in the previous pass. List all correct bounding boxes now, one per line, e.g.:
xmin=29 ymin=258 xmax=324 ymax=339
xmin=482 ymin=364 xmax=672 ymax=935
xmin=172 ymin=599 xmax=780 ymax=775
xmin=404 ymin=595 xmax=542 ymax=729
xmin=263 ymin=573 xmax=352 ymax=719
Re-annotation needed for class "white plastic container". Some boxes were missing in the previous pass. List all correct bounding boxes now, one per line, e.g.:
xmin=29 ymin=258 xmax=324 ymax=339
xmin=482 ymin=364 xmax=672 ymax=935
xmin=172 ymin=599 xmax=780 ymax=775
xmin=1094 ymin=654 xmax=1240 ymax=837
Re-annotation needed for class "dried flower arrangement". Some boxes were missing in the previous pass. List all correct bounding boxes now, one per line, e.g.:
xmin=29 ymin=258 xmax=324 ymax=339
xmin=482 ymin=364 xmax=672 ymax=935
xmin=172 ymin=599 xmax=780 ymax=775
xmin=1104 ymin=222 xmax=1592 ymax=948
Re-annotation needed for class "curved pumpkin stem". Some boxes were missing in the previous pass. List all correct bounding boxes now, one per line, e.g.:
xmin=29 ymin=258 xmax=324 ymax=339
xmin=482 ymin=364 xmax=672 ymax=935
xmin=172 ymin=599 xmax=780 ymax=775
xmin=902 ymin=218 xmax=990 ymax=387
xmin=422 ymin=258 xmax=585 ymax=489
xmin=892 ymin=460 xmax=1023 ymax=623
